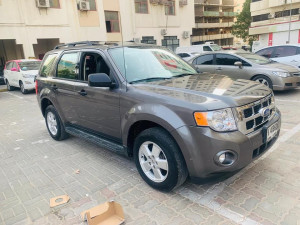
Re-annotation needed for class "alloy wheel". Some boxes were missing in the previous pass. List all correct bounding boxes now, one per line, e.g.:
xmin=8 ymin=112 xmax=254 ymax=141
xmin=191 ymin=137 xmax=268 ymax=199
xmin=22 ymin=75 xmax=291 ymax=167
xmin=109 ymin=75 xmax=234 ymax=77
xmin=257 ymin=78 xmax=269 ymax=87
xmin=47 ymin=112 xmax=58 ymax=136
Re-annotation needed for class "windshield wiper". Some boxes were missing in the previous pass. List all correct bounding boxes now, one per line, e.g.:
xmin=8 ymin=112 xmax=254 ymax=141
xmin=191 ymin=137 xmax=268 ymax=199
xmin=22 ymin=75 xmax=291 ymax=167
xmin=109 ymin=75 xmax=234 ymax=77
xmin=129 ymin=77 xmax=171 ymax=84
xmin=172 ymin=73 xmax=195 ymax=78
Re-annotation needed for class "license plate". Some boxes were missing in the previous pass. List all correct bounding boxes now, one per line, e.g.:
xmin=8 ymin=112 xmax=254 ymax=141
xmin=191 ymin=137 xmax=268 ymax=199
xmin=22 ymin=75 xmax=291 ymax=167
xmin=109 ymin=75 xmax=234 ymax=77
xmin=266 ymin=122 xmax=279 ymax=142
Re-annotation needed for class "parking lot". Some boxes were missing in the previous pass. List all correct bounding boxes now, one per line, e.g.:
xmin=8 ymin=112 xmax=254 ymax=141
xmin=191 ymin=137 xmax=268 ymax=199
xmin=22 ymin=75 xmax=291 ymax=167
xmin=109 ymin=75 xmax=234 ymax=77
xmin=0 ymin=86 xmax=300 ymax=225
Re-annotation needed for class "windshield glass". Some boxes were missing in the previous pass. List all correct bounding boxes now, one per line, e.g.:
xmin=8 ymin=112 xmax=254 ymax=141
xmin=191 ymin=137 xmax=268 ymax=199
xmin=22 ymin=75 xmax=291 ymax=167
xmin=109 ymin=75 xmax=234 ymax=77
xmin=210 ymin=44 xmax=222 ymax=51
xmin=109 ymin=47 xmax=197 ymax=83
xmin=19 ymin=61 xmax=41 ymax=71
xmin=236 ymin=53 xmax=271 ymax=64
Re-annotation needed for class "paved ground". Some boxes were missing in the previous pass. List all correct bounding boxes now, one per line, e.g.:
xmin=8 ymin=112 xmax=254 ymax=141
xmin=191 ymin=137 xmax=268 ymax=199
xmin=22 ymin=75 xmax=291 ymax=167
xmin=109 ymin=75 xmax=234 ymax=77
xmin=0 ymin=86 xmax=300 ymax=225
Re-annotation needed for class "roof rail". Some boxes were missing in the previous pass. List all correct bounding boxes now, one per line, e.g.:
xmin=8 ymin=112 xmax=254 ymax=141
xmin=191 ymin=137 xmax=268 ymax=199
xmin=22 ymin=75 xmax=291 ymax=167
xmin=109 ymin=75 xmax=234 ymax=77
xmin=54 ymin=41 xmax=101 ymax=49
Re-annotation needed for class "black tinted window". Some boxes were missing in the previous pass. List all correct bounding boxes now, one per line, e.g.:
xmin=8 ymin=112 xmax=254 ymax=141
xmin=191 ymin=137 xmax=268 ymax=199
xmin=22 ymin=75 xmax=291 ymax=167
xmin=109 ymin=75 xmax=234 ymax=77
xmin=178 ymin=53 xmax=190 ymax=58
xmin=194 ymin=55 xmax=214 ymax=65
xmin=256 ymin=48 xmax=274 ymax=58
xmin=203 ymin=46 xmax=212 ymax=51
xmin=41 ymin=54 xmax=57 ymax=77
xmin=57 ymin=53 xmax=79 ymax=80
xmin=273 ymin=46 xmax=297 ymax=58
xmin=216 ymin=54 xmax=240 ymax=66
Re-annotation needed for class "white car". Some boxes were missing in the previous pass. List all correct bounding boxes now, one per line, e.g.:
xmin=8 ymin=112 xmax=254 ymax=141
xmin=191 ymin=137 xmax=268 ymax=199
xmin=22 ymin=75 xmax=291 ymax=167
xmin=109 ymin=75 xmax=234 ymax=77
xmin=255 ymin=45 xmax=300 ymax=69
xmin=176 ymin=43 xmax=222 ymax=56
xmin=4 ymin=59 xmax=41 ymax=94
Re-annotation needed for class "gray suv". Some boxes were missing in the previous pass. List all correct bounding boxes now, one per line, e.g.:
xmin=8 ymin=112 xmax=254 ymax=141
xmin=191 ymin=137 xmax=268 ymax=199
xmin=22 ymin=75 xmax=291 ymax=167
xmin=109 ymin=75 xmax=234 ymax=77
xmin=36 ymin=42 xmax=281 ymax=191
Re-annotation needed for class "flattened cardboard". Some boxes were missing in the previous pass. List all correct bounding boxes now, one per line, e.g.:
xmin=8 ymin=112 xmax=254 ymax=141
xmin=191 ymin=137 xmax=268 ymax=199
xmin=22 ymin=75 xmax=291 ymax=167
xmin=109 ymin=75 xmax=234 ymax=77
xmin=81 ymin=201 xmax=125 ymax=225
xmin=49 ymin=195 xmax=70 ymax=208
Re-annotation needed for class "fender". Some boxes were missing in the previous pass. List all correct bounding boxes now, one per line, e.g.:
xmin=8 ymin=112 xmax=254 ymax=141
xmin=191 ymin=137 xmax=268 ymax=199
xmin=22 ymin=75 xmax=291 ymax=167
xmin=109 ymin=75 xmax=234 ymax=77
xmin=122 ymin=103 xmax=186 ymax=146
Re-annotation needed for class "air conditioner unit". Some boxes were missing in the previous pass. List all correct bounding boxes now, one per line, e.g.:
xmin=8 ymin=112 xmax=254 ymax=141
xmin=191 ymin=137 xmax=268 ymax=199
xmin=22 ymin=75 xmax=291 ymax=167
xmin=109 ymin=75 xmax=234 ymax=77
xmin=182 ymin=31 xmax=189 ymax=39
xmin=179 ymin=0 xmax=188 ymax=7
xmin=36 ymin=0 xmax=50 ymax=8
xmin=133 ymin=38 xmax=140 ymax=43
xmin=150 ymin=0 xmax=160 ymax=5
xmin=161 ymin=29 xmax=167 ymax=36
xmin=159 ymin=0 xmax=169 ymax=5
xmin=78 ymin=0 xmax=90 ymax=11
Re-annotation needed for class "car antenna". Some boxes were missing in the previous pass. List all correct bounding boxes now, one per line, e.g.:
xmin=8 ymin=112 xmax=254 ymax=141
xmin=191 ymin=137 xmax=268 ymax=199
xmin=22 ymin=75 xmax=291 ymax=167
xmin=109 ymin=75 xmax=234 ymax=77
xmin=119 ymin=13 xmax=127 ymax=92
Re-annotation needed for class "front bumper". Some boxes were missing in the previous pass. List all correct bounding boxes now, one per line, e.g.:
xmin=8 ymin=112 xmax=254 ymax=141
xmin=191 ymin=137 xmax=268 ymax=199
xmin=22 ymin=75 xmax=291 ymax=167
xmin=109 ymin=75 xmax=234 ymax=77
xmin=273 ymin=76 xmax=300 ymax=90
xmin=22 ymin=78 xmax=35 ymax=90
xmin=172 ymin=110 xmax=281 ymax=180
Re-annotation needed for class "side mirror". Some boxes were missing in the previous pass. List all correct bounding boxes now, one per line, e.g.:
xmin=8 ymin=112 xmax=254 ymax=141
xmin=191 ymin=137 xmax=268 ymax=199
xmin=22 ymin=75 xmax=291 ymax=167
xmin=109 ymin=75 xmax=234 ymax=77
xmin=234 ymin=61 xmax=243 ymax=68
xmin=88 ymin=73 xmax=114 ymax=88
xmin=11 ymin=67 xmax=18 ymax=72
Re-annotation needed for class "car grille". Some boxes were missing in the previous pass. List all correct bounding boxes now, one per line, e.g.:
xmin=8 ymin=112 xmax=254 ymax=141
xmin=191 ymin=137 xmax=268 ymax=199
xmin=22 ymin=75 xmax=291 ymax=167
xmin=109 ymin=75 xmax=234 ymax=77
xmin=235 ymin=94 xmax=276 ymax=135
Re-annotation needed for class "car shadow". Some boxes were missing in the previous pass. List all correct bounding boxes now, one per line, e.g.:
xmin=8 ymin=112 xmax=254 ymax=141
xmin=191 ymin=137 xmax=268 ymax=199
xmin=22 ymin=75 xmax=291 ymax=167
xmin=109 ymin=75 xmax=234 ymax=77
xmin=274 ymin=88 xmax=300 ymax=96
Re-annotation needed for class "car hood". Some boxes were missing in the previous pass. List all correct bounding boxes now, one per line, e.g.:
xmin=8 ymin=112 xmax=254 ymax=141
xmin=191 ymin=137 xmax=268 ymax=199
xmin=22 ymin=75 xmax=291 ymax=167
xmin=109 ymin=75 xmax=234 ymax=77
xmin=132 ymin=74 xmax=272 ymax=110
xmin=259 ymin=62 xmax=300 ymax=73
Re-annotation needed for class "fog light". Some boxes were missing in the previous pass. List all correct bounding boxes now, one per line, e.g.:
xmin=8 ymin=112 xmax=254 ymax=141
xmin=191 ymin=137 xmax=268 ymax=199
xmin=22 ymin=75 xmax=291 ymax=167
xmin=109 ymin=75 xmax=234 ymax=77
xmin=215 ymin=150 xmax=237 ymax=166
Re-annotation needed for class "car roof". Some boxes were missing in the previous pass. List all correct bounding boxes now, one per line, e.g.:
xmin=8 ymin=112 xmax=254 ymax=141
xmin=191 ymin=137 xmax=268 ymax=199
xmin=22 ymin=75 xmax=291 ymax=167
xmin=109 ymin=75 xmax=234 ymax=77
xmin=257 ymin=44 xmax=300 ymax=50
xmin=188 ymin=50 xmax=252 ymax=62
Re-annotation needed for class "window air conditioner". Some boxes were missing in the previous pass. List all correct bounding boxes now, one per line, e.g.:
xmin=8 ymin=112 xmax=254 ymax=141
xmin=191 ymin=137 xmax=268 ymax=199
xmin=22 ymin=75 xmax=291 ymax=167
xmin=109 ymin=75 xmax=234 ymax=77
xmin=78 ymin=0 xmax=90 ymax=11
xmin=36 ymin=0 xmax=50 ymax=8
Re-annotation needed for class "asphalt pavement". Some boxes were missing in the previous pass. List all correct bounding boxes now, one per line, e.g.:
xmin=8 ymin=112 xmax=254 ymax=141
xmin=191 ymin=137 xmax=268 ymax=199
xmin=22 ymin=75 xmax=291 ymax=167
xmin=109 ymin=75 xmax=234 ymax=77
xmin=0 ymin=86 xmax=300 ymax=225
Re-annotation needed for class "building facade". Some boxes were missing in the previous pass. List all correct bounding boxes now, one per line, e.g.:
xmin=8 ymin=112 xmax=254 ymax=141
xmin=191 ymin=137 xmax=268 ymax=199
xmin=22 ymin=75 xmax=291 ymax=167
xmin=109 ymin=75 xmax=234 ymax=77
xmin=249 ymin=0 xmax=300 ymax=47
xmin=0 ymin=0 xmax=194 ymax=68
xmin=191 ymin=0 xmax=242 ymax=46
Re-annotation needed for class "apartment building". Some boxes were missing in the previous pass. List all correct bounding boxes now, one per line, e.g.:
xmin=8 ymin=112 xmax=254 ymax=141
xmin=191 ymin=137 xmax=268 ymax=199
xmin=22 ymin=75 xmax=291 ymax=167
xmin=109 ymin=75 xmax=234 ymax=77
xmin=192 ymin=0 xmax=242 ymax=46
xmin=249 ymin=0 xmax=300 ymax=46
xmin=0 ymin=0 xmax=194 ymax=69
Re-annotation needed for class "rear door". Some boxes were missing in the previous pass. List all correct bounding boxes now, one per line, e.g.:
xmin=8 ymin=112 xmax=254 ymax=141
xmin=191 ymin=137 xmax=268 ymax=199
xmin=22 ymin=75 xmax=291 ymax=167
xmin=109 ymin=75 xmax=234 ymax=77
xmin=72 ymin=50 xmax=121 ymax=140
xmin=215 ymin=53 xmax=253 ymax=80
xmin=191 ymin=54 xmax=215 ymax=73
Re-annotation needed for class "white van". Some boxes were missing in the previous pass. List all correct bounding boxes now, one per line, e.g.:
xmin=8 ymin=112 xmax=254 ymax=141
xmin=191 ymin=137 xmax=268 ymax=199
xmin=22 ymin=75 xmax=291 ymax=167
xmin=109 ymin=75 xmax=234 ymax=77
xmin=176 ymin=43 xmax=222 ymax=61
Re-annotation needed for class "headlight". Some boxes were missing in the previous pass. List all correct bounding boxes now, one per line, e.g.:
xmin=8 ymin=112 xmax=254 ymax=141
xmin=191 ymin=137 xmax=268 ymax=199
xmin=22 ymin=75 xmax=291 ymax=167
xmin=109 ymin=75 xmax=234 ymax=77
xmin=194 ymin=108 xmax=237 ymax=132
xmin=272 ymin=71 xmax=290 ymax=77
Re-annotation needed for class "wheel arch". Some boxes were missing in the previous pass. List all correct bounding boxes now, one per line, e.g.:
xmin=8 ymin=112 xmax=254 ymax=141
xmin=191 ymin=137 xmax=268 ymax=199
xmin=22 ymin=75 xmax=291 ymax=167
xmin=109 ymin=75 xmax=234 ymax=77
xmin=41 ymin=98 xmax=53 ymax=117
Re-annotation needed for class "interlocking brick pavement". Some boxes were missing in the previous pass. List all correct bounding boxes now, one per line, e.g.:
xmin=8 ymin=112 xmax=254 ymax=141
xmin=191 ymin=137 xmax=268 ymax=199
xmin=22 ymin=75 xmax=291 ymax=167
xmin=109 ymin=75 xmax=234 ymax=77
xmin=0 ymin=89 xmax=300 ymax=225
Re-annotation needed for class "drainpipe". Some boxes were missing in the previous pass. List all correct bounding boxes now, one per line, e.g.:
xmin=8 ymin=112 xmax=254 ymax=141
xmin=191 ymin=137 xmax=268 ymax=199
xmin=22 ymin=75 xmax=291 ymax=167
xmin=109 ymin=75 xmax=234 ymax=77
xmin=287 ymin=0 xmax=292 ymax=44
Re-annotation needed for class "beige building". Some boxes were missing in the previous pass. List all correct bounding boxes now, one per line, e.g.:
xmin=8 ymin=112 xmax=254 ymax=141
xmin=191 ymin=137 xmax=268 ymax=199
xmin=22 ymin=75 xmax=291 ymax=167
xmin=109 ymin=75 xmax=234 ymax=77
xmin=249 ymin=0 xmax=300 ymax=47
xmin=192 ymin=0 xmax=244 ymax=46
xmin=0 ymin=0 xmax=194 ymax=69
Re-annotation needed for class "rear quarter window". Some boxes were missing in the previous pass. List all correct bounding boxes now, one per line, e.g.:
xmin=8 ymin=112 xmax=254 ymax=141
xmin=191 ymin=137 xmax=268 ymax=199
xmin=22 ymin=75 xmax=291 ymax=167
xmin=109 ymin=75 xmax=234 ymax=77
xmin=40 ymin=54 xmax=58 ymax=77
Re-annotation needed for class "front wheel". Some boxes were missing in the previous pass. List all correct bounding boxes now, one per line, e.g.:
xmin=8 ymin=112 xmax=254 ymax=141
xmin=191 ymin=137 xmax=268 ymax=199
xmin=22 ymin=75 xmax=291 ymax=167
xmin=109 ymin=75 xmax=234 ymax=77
xmin=253 ymin=75 xmax=273 ymax=89
xmin=20 ymin=81 xmax=27 ymax=94
xmin=45 ymin=105 xmax=68 ymax=141
xmin=133 ymin=127 xmax=188 ymax=192
xmin=6 ymin=80 xmax=14 ymax=91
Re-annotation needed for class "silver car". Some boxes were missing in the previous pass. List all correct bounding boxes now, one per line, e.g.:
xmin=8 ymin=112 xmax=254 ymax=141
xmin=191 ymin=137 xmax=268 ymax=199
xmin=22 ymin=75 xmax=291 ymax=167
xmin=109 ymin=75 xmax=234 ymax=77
xmin=189 ymin=51 xmax=300 ymax=90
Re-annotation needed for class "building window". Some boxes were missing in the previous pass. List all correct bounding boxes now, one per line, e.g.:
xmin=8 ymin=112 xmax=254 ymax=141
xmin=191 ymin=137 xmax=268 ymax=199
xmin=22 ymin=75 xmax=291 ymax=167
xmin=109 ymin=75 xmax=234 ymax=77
xmin=275 ymin=8 xmax=299 ymax=18
xmin=88 ymin=0 xmax=97 ymax=11
xmin=252 ymin=13 xmax=269 ymax=22
xmin=141 ymin=36 xmax=157 ymax=44
xmin=50 ymin=0 xmax=60 ymax=8
xmin=162 ymin=36 xmax=179 ymax=52
xmin=135 ymin=0 xmax=148 ymax=14
xmin=105 ymin=11 xmax=120 ymax=33
xmin=165 ymin=0 xmax=175 ymax=16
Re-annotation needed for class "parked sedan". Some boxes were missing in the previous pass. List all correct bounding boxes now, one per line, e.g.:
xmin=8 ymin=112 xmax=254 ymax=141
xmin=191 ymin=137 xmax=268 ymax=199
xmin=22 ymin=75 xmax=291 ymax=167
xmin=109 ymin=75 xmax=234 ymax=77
xmin=189 ymin=51 xmax=300 ymax=90
xmin=255 ymin=45 xmax=300 ymax=68
xmin=4 ymin=59 xmax=41 ymax=94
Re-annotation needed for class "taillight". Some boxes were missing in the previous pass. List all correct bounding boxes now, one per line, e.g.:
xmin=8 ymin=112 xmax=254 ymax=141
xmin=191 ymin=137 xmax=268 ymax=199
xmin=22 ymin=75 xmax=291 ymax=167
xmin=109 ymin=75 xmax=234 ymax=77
xmin=35 ymin=80 xmax=38 ymax=95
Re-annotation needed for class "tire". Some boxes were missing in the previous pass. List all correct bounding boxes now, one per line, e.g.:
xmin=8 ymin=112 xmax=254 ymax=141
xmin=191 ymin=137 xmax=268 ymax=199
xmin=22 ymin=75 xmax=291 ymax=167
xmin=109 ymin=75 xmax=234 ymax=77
xmin=20 ymin=81 xmax=27 ymax=94
xmin=133 ymin=127 xmax=188 ymax=192
xmin=253 ymin=75 xmax=273 ymax=89
xmin=6 ymin=80 xmax=14 ymax=91
xmin=45 ymin=105 xmax=68 ymax=141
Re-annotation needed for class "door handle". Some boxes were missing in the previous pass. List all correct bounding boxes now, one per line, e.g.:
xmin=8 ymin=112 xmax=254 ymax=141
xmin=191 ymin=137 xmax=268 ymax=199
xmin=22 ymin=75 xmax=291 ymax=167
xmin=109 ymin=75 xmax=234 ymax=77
xmin=77 ymin=89 xmax=87 ymax=96
xmin=51 ymin=84 xmax=58 ymax=90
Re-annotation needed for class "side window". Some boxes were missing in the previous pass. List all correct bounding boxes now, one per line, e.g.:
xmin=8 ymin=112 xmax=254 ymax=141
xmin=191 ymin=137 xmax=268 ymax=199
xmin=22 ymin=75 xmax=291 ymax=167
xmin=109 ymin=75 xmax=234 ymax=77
xmin=57 ymin=52 xmax=79 ymax=80
xmin=273 ymin=46 xmax=297 ymax=58
xmin=40 ymin=54 xmax=58 ymax=77
xmin=6 ymin=62 xmax=12 ymax=70
xmin=178 ymin=53 xmax=190 ymax=58
xmin=81 ymin=52 xmax=110 ymax=81
xmin=216 ymin=54 xmax=241 ymax=66
xmin=256 ymin=48 xmax=274 ymax=58
xmin=203 ymin=46 xmax=212 ymax=52
xmin=195 ymin=55 xmax=214 ymax=65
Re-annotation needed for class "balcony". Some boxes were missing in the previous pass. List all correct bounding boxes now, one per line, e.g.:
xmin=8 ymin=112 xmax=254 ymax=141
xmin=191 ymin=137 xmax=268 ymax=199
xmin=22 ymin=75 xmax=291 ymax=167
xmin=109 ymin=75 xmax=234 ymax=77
xmin=191 ymin=33 xmax=234 ymax=42
xmin=195 ymin=11 xmax=238 ymax=17
xmin=195 ymin=22 xmax=234 ymax=28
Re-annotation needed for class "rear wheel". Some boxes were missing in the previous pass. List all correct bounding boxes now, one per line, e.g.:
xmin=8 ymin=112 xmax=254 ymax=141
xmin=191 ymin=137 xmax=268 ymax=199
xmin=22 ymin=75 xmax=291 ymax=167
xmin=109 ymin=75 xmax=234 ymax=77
xmin=20 ymin=81 xmax=27 ymax=94
xmin=253 ymin=75 xmax=273 ymax=89
xmin=133 ymin=127 xmax=188 ymax=192
xmin=6 ymin=80 xmax=14 ymax=91
xmin=45 ymin=105 xmax=68 ymax=141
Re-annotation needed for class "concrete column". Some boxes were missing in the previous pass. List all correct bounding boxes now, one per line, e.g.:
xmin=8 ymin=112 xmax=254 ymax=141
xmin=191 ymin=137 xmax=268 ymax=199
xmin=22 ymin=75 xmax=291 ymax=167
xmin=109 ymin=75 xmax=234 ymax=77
xmin=22 ymin=41 xmax=35 ymax=59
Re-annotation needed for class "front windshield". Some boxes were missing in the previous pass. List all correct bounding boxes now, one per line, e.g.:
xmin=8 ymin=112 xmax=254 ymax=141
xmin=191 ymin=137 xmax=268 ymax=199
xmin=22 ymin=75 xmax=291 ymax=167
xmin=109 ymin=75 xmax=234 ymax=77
xmin=210 ymin=44 xmax=222 ymax=51
xmin=19 ymin=61 xmax=41 ymax=71
xmin=109 ymin=47 xmax=197 ymax=83
xmin=236 ymin=53 xmax=271 ymax=65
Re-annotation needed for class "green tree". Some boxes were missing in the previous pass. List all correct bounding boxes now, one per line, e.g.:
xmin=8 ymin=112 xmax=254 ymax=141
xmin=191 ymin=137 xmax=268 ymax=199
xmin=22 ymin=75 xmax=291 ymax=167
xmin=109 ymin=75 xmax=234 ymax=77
xmin=232 ymin=0 xmax=257 ymax=46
